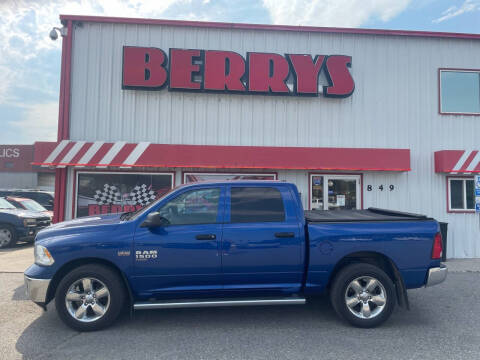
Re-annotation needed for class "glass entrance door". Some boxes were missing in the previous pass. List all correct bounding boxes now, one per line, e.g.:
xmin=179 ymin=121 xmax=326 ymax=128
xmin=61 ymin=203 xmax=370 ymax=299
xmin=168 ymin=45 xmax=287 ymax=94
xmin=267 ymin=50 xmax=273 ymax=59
xmin=311 ymin=175 xmax=324 ymax=210
xmin=310 ymin=174 xmax=361 ymax=210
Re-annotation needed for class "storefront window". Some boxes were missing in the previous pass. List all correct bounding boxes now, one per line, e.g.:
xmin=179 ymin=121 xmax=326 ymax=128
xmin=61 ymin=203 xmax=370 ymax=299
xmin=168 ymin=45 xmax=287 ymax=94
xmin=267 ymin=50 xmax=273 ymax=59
xmin=184 ymin=172 xmax=276 ymax=183
xmin=310 ymin=174 xmax=361 ymax=210
xmin=448 ymin=177 xmax=475 ymax=211
xmin=75 ymin=172 xmax=174 ymax=217
xmin=440 ymin=70 xmax=480 ymax=114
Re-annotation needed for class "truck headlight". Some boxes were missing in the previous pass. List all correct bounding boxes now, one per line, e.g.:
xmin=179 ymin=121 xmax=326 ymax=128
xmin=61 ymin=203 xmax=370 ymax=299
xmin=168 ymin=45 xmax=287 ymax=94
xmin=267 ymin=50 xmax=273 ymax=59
xmin=23 ymin=218 xmax=36 ymax=227
xmin=34 ymin=245 xmax=55 ymax=266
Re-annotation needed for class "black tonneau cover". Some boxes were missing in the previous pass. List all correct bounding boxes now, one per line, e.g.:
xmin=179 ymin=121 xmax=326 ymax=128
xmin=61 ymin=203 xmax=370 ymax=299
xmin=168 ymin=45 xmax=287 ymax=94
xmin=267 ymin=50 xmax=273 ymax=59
xmin=305 ymin=207 xmax=432 ymax=223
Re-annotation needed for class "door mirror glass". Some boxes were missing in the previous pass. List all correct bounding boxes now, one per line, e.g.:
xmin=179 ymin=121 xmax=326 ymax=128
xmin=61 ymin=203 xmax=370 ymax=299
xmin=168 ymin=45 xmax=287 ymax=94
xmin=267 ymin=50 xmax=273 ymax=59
xmin=141 ymin=212 xmax=170 ymax=228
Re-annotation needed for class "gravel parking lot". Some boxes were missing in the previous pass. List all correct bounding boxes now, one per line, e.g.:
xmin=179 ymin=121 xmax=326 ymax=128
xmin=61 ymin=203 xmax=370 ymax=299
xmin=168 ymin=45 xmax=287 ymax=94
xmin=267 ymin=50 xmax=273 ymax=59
xmin=1 ymin=245 xmax=480 ymax=360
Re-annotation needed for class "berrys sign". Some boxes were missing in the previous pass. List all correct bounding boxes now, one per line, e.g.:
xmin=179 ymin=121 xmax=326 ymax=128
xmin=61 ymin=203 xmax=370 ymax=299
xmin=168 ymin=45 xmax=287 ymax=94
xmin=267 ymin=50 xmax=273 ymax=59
xmin=122 ymin=47 xmax=355 ymax=98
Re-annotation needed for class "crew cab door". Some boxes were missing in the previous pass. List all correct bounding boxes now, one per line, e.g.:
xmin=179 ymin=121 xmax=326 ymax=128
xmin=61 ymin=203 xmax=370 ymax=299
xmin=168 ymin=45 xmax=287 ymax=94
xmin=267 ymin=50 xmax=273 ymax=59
xmin=221 ymin=185 xmax=304 ymax=295
xmin=132 ymin=185 xmax=225 ymax=298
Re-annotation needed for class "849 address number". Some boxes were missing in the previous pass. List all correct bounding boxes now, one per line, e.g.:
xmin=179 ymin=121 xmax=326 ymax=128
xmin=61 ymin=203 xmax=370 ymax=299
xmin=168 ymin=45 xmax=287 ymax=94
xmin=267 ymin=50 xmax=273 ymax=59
xmin=366 ymin=185 xmax=394 ymax=191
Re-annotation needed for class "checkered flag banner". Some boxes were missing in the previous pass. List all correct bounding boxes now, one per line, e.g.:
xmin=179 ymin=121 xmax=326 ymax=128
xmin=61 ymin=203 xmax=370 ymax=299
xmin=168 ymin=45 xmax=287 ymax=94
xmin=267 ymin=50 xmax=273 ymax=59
xmin=93 ymin=184 xmax=121 ymax=205
xmin=130 ymin=184 xmax=156 ymax=206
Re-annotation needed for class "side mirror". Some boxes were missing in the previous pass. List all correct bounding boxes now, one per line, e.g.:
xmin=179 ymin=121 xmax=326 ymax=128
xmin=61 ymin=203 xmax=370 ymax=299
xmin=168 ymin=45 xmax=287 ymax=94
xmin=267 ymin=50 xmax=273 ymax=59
xmin=141 ymin=212 xmax=170 ymax=228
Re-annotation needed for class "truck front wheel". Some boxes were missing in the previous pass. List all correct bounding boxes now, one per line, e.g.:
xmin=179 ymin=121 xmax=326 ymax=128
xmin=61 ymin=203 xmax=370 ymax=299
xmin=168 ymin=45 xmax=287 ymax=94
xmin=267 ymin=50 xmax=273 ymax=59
xmin=0 ymin=224 xmax=17 ymax=248
xmin=330 ymin=263 xmax=396 ymax=328
xmin=55 ymin=264 xmax=126 ymax=331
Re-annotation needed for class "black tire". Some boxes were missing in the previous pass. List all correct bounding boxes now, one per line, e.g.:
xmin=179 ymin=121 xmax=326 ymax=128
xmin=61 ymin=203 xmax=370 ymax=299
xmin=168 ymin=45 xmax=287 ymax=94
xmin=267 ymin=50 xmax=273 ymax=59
xmin=0 ymin=224 xmax=17 ymax=249
xmin=329 ymin=263 xmax=396 ymax=328
xmin=55 ymin=264 xmax=126 ymax=331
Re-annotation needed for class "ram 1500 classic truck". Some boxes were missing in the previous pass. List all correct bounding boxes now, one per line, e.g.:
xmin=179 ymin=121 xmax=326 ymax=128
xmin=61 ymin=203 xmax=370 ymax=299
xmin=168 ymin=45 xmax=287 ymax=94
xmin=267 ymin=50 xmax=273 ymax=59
xmin=24 ymin=181 xmax=447 ymax=331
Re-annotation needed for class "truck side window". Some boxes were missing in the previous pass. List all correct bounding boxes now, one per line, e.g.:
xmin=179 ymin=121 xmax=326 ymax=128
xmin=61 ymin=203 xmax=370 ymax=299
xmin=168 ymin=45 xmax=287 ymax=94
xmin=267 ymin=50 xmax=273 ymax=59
xmin=157 ymin=188 xmax=221 ymax=225
xmin=230 ymin=187 xmax=285 ymax=223
xmin=34 ymin=193 xmax=52 ymax=205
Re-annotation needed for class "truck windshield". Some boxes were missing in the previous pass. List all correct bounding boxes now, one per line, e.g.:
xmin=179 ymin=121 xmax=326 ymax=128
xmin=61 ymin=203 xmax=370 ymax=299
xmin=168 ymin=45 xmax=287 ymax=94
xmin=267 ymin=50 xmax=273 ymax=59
xmin=20 ymin=200 xmax=47 ymax=212
xmin=0 ymin=198 xmax=16 ymax=209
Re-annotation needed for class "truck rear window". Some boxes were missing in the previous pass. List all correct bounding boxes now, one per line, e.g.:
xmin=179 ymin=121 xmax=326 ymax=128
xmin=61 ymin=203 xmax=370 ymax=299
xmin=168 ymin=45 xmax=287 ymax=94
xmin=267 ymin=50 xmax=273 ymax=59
xmin=230 ymin=187 xmax=285 ymax=223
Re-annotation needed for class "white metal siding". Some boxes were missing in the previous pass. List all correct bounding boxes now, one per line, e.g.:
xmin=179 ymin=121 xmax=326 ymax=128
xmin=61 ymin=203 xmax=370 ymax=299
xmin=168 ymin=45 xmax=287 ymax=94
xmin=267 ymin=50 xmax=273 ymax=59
xmin=67 ymin=22 xmax=480 ymax=258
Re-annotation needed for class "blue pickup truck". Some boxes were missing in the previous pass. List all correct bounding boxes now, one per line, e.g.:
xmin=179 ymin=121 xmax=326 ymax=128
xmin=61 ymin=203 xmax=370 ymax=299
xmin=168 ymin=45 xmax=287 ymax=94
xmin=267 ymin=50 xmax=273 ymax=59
xmin=24 ymin=181 xmax=447 ymax=331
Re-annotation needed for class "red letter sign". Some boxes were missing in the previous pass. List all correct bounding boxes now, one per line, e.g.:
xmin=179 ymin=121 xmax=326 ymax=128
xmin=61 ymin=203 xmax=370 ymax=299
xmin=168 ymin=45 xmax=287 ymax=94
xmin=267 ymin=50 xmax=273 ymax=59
xmin=204 ymin=51 xmax=246 ymax=92
xmin=169 ymin=49 xmax=202 ymax=90
xmin=248 ymin=53 xmax=289 ymax=93
xmin=122 ymin=46 xmax=355 ymax=99
xmin=287 ymin=54 xmax=326 ymax=95
xmin=122 ymin=47 xmax=167 ymax=89
xmin=323 ymin=55 xmax=355 ymax=97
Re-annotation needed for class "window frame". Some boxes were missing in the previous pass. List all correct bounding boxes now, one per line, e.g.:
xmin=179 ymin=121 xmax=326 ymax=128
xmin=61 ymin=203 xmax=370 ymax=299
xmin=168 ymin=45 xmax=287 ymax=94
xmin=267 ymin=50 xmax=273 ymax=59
xmin=438 ymin=68 xmax=480 ymax=116
xmin=309 ymin=173 xmax=363 ymax=211
xmin=447 ymin=176 xmax=475 ymax=213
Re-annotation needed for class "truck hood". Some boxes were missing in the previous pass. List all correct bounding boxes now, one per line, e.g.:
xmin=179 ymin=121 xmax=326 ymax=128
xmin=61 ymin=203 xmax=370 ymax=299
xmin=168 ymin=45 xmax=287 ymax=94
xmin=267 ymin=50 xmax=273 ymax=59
xmin=0 ymin=209 xmax=48 ymax=219
xmin=36 ymin=213 xmax=125 ymax=243
xmin=48 ymin=213 xmax=124 ymax=230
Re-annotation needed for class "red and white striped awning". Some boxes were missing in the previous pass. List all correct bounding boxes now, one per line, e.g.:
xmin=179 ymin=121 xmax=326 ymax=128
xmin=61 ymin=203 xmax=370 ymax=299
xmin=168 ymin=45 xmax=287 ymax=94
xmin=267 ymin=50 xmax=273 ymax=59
xmin=33 ymin=140 xmax=411 ymax=171
xmin=435 ymin=150 xmax=480 ymax=174
xmin=34 ymin=140 xmax=150 ymax=168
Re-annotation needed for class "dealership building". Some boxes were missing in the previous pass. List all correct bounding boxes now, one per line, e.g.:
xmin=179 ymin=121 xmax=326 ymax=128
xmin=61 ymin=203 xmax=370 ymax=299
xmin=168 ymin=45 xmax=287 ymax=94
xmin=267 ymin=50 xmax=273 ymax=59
xmin=34 ymin=15 xmax=480 ymax=258
xmin=0 ymin=144 xmax=54 ymax=191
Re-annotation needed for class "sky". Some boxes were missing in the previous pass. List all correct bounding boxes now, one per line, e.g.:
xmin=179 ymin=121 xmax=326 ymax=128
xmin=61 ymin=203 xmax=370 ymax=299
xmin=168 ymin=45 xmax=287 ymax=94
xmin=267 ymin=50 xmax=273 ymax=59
xmin=0 ymin=0 xmax=479 ymax=145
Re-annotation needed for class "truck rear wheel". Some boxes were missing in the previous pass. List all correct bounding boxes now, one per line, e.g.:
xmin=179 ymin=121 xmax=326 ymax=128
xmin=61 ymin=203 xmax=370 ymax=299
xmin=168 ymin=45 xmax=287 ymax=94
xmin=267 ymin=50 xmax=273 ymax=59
xmin=55 ymin=264 xmax=125 ymax=331
xmin=0 ymin=224 xmax=17 ymax=248
xmin=330 ymin=263 xmax=396 ymax=328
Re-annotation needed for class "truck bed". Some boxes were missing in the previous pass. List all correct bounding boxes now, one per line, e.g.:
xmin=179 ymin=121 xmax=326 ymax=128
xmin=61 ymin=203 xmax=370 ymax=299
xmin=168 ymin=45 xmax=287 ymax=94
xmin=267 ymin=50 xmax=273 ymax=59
xmin=305 ymin=207 xmax=432 ymax=223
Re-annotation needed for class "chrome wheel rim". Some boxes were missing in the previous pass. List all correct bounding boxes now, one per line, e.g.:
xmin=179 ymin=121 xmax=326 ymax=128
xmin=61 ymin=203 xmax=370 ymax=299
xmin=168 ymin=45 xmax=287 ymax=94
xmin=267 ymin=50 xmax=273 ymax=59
xmin=0 ymin=228 xmax=12 ymax=247
xmin=65 ymin=277 xmax=110 ymax=323
xmin=344 ymin=276 xmax=386 ymax=319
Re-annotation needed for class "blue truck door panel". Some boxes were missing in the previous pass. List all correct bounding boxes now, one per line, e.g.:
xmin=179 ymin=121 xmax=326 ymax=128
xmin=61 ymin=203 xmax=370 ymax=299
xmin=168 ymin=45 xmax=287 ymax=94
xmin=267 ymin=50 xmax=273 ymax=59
xmin=221 ymin=185 xmax=304 ymax=294
xmin=131 ymin=186 xmax=225 ymax=298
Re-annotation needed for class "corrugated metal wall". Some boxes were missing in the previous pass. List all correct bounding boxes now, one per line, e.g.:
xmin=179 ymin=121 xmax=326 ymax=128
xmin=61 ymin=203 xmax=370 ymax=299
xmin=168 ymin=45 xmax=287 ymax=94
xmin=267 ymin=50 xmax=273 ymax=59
xmin=0 ymin=172 xmax=38 ymax=189
xmin=67 ymin=22 xmax=480 ymax=258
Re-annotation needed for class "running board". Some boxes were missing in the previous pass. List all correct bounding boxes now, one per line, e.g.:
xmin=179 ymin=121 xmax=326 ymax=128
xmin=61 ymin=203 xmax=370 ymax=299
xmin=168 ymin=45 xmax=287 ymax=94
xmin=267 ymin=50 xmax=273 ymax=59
xmin=134 ymin=297 xmax=306 ymax=310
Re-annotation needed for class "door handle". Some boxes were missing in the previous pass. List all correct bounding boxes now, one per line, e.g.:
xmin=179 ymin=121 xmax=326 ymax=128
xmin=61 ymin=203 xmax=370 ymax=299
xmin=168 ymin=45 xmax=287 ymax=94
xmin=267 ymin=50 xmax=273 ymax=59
xmin=274 ymin=232 xmax=295 ymax=238
xmin=195 ymin=234 xmax=216 ymax=240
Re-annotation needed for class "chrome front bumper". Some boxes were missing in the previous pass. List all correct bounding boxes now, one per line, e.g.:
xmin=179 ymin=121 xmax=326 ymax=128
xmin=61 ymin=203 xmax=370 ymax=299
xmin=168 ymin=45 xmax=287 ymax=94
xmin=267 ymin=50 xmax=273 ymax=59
xmin=24 ymin=275 xmax=51 ymax=303
xmin=426 ymin=264 xmax=448 ymax=287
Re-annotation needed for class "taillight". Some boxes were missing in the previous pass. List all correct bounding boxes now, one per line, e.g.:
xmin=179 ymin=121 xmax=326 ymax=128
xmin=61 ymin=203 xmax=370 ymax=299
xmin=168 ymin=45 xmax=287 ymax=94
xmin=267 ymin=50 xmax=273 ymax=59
xmin=432 ymin=232 xmax=443 ymax=259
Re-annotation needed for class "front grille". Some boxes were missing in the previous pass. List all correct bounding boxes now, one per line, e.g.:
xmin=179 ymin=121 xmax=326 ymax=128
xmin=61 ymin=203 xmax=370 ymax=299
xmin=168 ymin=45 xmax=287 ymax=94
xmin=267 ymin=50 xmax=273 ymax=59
xmin=36 ymin=218 xmax=51 ymax=228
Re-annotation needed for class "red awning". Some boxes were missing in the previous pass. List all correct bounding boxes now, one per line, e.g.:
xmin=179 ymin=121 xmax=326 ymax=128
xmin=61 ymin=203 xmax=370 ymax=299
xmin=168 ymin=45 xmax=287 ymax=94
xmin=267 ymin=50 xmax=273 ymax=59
xmin=435 ymin=150 xmax=480 ymax=174
xmin=33 ymin=141 xmax=411 ymax=171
